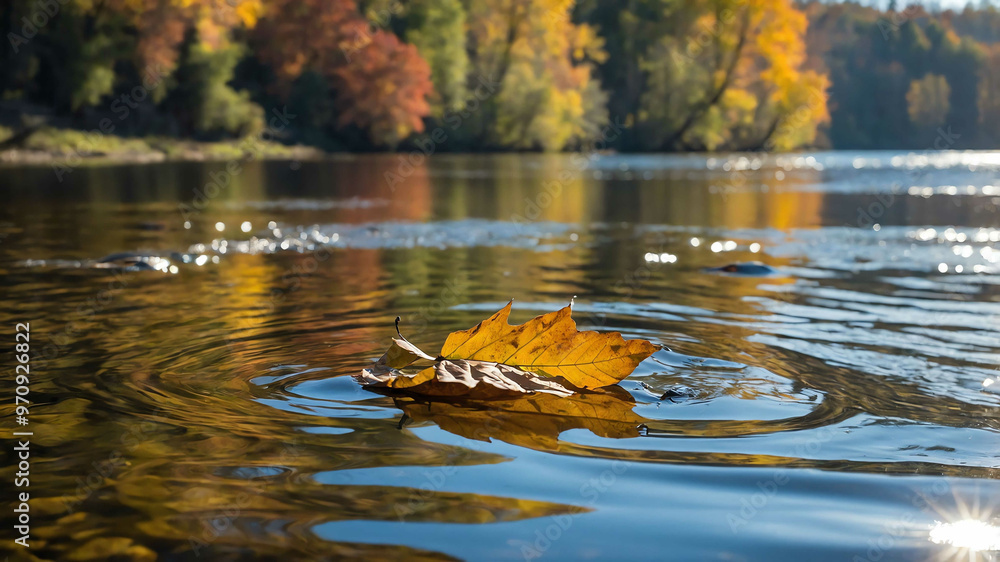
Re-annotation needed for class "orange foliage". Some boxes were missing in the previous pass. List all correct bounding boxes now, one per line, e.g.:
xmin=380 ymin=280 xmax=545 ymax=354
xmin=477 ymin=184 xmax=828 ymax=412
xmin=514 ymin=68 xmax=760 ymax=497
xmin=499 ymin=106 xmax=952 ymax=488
xmin=331 ymin=32 xmax=433 ymax=147
xmin=254 ymin=0 xmax=433 ymax=147
xmin=253 ymin=0 xmax=360 ymax=81
xmin=133 ymin=1 xmax=188 ymax=74
xmin=109 ymin=0 xmax=263 ymax=75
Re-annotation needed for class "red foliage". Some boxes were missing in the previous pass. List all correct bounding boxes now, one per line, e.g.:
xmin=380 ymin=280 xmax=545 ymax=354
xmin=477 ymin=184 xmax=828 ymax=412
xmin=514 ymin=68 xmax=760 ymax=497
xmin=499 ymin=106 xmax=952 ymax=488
xmin=254 ymin=0 xmax=433 ymax=146
xmin=331 ymin=31 xmax=432 ymax=146
xmin=254 ymin=0 xmax=359 ymax=81
xmin=134 ymin=1 xmax=188 ymax=74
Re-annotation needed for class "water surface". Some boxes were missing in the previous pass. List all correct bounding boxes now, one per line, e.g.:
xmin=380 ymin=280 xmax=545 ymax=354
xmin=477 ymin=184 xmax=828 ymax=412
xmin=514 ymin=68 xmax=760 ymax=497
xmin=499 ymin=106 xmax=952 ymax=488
xmin=0 ymin=152 xmax=998 ymax=561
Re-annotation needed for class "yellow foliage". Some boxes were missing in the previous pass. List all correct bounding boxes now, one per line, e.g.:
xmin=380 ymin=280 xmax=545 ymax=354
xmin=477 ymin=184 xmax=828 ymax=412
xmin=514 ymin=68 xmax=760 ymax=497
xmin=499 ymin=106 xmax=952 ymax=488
xmin=358 ymin=302 xmax=658 ymax=395
xmin=907 ymin=73 xmax=951 ymax=129
xmin=467 ymin=0 xmax=609 ymax=150
xmin=639 ymin=0 xmax=829 ymax=150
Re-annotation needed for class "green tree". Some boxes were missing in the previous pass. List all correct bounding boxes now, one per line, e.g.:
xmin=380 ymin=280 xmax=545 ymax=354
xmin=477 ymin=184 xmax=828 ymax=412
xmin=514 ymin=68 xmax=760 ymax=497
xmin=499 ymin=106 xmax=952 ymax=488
xmin=906 ymin=73 xmax=951 ymax=129
xmin=167 ymin=39 xmax=265 ymax=137
xmin=978 ymin=44 xmax=1000 ymax=145
xmin=404 ymin=0 xmax=468 ymax=116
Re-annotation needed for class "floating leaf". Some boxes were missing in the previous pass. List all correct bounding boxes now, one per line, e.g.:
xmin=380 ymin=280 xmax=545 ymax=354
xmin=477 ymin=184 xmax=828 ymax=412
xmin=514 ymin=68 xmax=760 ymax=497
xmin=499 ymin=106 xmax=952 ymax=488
xmin=441 ymin=302 xmax=657 ymax=388
xmin=354 ymin=302 xmax=658 ymax=398
xmin=359 ymin=359 xmax=576 ymax=399
xmin=376 ymin=317 xmax=437 ymax=369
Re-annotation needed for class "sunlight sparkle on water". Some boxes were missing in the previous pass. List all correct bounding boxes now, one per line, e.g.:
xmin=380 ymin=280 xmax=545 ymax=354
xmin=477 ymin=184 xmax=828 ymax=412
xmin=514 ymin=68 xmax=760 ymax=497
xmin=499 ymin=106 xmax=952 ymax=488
xmin=644 ymin=252 xmax=677 ymax=264
xmin=929 ymin=520 xmax=1000 ymax=551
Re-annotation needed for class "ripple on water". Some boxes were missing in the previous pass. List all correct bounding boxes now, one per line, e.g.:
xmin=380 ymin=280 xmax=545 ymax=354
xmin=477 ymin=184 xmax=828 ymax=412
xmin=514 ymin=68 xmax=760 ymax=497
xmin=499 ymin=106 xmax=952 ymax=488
xmin=4 ymin=162 xmax=1000 ymax=561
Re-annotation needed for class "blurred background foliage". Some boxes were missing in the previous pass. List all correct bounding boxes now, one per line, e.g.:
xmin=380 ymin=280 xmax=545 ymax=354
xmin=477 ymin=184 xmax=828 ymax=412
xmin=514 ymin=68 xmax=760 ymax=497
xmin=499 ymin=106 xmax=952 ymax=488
xmin=1 ymin=0 xmax=998 ymax=151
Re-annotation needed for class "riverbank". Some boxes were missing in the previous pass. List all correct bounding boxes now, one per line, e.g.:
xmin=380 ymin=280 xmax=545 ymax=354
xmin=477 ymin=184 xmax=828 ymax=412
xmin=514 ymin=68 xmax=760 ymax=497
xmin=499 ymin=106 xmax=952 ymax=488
xmin=0 ymin=125 xmax=326 ymax=166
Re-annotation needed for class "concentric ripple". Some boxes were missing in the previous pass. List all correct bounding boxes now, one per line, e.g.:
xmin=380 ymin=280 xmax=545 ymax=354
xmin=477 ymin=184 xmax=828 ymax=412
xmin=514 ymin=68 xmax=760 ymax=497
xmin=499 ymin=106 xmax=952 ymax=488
xmin=1 ymin=153 xmax=998 ymax=561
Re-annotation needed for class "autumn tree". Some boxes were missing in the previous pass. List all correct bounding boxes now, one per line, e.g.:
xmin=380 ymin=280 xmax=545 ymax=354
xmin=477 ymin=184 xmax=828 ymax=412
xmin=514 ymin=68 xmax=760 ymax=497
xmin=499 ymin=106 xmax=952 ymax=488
xmin=253 ymin=0 xmax=433 ymax=147
xmin=6 ymin=0 xmax=1000 ymax=151
xmin=462 ymin=0 xmax=609 ymax=151
xmin=331 ymin=31 xmax=434 ymax=147
xmin=0 ymin=0 xmax=264 ymax=135
xmin=978 ymin=44 xmax=1000 ymax=144
xmin=404 ymin=0 xmax=469 ymax=116
xmin=632 ymin=0 xmax=829 ymax=151
xmin=166 ymin=39 xmax=265 ymax=137
xmin=574 ymin=0 xmax=678 ymax=148
xmin=803 ymin=2 xmax=993 ymax=148
xmin=907 ymin=73 xmax=950 ymax=129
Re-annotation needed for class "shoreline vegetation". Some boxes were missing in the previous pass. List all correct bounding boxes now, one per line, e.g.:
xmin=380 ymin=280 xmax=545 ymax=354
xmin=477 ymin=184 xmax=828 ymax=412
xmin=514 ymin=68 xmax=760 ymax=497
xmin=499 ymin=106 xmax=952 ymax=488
xmin=2 ymin=1 xmax=999 ymax=159
xmin=0 ymin=125 xmax=325 ymax=166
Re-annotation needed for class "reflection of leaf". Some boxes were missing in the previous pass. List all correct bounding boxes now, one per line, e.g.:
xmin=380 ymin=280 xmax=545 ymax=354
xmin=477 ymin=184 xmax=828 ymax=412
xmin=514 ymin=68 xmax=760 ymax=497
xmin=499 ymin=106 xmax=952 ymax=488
xmin=355 ymin=302 xmax=657 ymax=398
xmin=395 ymin=385 xmax=646 ymax=450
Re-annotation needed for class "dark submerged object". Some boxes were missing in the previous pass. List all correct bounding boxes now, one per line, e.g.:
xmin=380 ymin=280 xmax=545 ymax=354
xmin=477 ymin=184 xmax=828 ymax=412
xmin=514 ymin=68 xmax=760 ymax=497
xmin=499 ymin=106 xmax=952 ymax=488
xmin=93 ymin=251 xmax=185 ymax=271
xmin=704 ymin=261 xmax=778 ymax=276
xmin=638 ymin=382 xmax=693 ymax=403
xmin=132 ymin=221 xmax=167 ymax=231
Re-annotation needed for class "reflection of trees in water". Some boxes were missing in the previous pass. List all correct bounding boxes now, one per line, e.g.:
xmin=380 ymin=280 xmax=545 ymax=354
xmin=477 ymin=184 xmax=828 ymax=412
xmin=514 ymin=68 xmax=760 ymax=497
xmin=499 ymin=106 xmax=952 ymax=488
xmin=2 ymin=158 xmax=999 ymax=560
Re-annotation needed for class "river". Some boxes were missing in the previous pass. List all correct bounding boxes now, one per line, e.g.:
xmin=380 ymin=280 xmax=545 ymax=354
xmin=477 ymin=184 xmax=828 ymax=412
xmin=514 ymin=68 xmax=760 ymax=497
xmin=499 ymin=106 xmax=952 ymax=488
xmin=0 ymin=151 xmax=997 ymax=560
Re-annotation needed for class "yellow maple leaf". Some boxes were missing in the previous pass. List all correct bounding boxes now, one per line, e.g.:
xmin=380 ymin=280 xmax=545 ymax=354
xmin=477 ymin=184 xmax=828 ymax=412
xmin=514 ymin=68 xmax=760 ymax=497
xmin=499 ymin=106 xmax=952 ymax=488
xmin=441 ymin=302 xmax=657 ymax=389
xmin=356 ymin=302 xmax=658 ymax=397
